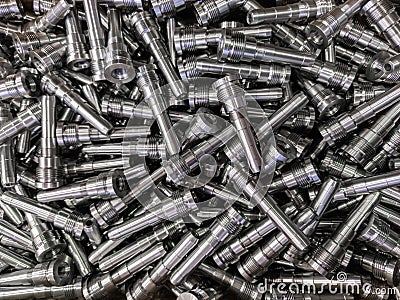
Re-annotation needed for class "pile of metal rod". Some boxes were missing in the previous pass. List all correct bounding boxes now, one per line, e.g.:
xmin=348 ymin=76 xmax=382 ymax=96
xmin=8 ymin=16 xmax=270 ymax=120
xmin=0 ymin=0 xmax=398 ymax=298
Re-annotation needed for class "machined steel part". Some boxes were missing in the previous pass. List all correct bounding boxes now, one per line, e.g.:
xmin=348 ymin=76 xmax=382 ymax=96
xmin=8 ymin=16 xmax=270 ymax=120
xmin=104 ymin=8 xmax=135 ymax=84
xmin=65 ymin=8 xmax=90 ymax=71
xmin=218 ymin=31 xmax=317 ymax=67
xmin=170 ymin=207 xmax=247 ymax=285
xmin=23 ymin=0 xmax=74 ymax=32
xmin=298 ymin=60 xmax=357 ymax=93
xmin=319 ymin=81 xmax=400 ymax=145
xmin=361 ymin=0 xmax=400 ymax=52
xmin=174 ymin=25 xmax=272 ymax=54
xmin=237 ymin=177 xmax=338 ymax=281
xmin=213 ymin=75 xmax=262 ymax=173
xmin=41 ymin=72 xmax=113 ymax=136
xmin=193 ymin=0 xmax=255 ymax=25
xmin=0 ymin=101 xmax=41 ymax=145
xmin=336 ymin=44 xmax=373 ymax=71
xmin=247 ymin=0 xmax=334 ymax=24
xmin=30 ymin=42 xmax=66 ymax=74
xmin=56 ymin=123 xmax=150 ymax=148
xmin=339 ymin=96 xmax=400 ymax=166
xmin=352 ymin=251 xmax=400 ymax=286
xmin=0 ymin=280 xmax=83 ymax=299
xmin=1 ymin=191 xmax=86 ymax=240
xmin=306 ymin=192 xmax=380 ymax=277
xmin=98 ymin=221 xmax=185 ymax=272
xmin=106 ymin=190 xmax=198 ymax=240
xmin=338 ymin=21 xmax=397 ymax=54
xmin=358 ymin=214 xmax=400 ymax=259
xmin=212 ymin=203 xmax=297 ymax=268
xmin=272 ymin=24 xmax=315 ymax=53
xmin=82 ymin=243 xmax=167 ymax=299
xmin=0 ymin=255 xmax=73 ymax=286
xmin=345 ymin=81 xmax=386 ymax=108
xmin=0 ymin=71 xmax=39 ymax=100
xmin=0 ymin=21 xmax=21 ymax=36
xmin=36 ymin=95 xmax=64 ymax=190
xmin=305 ymin=0 xmax=366 ymax=49
xmin=126 ymin=11 xmax=187 ymax=98
xmin=298 ymin=76 xmax=344 ymax=119
xmin=136 ymin=64 xmax=180 ymax=156
xmin=0 ymin=102 xmax=15 ymax=188
xmin=178 ymin=55 xmax=291 ymax=85
xmin=25 ymin=212 xmax=66 ymax=262
xmin=0 ymin=57 xmax=12 ymax=79
xmin=269 ymin=158 xmax=321 ymax=192
xmin=101 ymin=92 xmax=153 ymax=119
xmin=37 ymin=169 xmax=128 ymax=203
xmin=32 ymin=0 xmax=55 ymax=14
xmin=83 ymin=0 xmax=106 ymax=82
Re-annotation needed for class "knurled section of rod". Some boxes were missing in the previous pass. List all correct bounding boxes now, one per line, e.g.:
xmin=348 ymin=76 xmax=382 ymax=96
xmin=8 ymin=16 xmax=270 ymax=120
xmin=33 ymin=0 xmax=55 ymax=14
xmin=0 ymin=0 xmax=24 ymax=19
xmin=361 ymin=0 xmax=400 ymax=51
xmin=30 ymin=42 xmax=66 ymax=74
